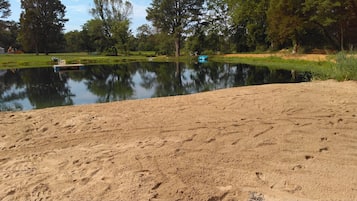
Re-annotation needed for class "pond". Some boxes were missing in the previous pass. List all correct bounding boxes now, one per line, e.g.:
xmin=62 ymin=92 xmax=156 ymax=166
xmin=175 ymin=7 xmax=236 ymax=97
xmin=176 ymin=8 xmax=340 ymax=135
xmin=0 ymin=62 xmax=312 ymax=111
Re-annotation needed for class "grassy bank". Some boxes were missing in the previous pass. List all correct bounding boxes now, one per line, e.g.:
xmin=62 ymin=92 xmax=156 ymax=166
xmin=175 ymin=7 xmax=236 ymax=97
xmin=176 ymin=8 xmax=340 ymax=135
xmin=211 ymin=53 xmax=357 ymax=81
xmin=210 ymin=55 xmax=335 ymax=80
xmin=0 ymin=52 xmax=161 ymax=69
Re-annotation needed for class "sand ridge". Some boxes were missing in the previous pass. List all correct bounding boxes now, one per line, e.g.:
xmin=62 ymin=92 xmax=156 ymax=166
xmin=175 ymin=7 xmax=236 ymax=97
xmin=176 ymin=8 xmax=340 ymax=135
xmin=0 ymin=80 xmax=357 ymax=201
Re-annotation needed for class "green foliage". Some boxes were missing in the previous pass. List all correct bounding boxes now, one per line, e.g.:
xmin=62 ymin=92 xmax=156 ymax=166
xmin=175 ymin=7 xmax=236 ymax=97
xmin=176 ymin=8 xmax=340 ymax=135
xmin=7 ymin=0 xmax=356 ymax=56
xmin=267 ymin=0 xmax=305 ymax=50
xmin=146 ymin=0 xmax=205 ymax=57
xmin=64 ymin=31 xmax=83 ymax=52
xmin=18 ymin=0 xmax=67 ymax=54
xmin=227 ymin=0 xmax=270 ymax=51
xmin=135 ymin=24 xmax=156 ymax=51
xmin=82 ymin=19 xmax=107 ymax=52
xmin=0 ymin=21 xmax=20 ymax=49
xmin=0 ymin=0 xmax=10 ymax=19
xmin=112 ymin=20 xmax=130 ymax=54
xmin=226 ymin=0 xmax=357 ymax=52
xmin=335 ymin=52 xmax=357 ymax=80
xmin=302 ymin=0 xmax=351 ymax=50
xmin=90 ymin=0 xmax=133 ymax=55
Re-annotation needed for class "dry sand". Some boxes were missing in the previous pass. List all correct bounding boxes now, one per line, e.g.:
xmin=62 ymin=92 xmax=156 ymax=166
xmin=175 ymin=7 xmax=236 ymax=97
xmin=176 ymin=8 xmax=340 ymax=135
xmin=0 ymin=80 xmax=357 ymax=201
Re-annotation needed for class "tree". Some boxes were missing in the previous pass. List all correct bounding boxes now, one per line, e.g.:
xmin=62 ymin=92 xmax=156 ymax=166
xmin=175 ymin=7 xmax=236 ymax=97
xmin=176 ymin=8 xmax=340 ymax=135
xmin=64 ymin=31 xmax=84 ymax=52
xmin=267 ymin=0 xmax=305 ymax=52
xmin=0 ymin=0 xmax=11 ymax=47
xmin=136 ymin=24 xmax=153 ymax=51
xmin=0 ymin=0 xmax=10 ymax=19
xmin=146 ymin=0 xmax=205 ymax=57
xmin=227 ymin=0 xmax=270 ymax=51
xmin=91 ymin=0 xmax=133 ymax=55
xmin=185 ymin=0 xmax=234 ymax=54
xmin=0 ymin=21 xmax=20 ymax=49
xmin=303 ymin=0 xmax=352 ymax=50
xmin=82 ymin=19 xmax=107 ymax=52
xmin=18 ymin=0 xmax=67 ymax=55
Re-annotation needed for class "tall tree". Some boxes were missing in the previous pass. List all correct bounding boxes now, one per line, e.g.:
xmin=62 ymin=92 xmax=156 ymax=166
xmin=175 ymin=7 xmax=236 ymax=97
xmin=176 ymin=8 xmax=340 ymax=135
xmin=64 ymin=30 xmax=84 ymax=52
xmin=0 ymin=21 xmax=20 ymax=49
xmin=303 ymin=0 xmax=352 ymax=50
xmin=267 ymin=0 xmax=305 ymax=52
xmin=227 ymin=0 xmax=270 ymax=51
xmin=18 ymin=0 xmax=67 ymax=55
xmin=136 ymin=24 xmax=157 ymax=51
xmin=187 ymin=0 xmax=232 ymax=54
xmin=91 ymin=0 xmax=133 ymax=54
xmin=0 ymin=0 xmax=10 ymax=19
xmin=146 ymin=0 xmax=205 ymax=57
xmin=82 ymin=19 xmax=107 ymax=52
xmin=0 ymin=0 xmax=11 ymax=47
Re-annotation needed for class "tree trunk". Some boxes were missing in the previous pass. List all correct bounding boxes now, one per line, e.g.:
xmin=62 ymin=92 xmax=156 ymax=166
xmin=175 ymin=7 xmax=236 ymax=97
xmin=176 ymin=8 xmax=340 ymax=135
xmin=292 ymin=38 xmax=299 ymax=54
xmin=340 ymin=23 xmax=344 ymax=51
xmin=35 ymin=43 xmax=39 ymax=56
xmin=175 ymin=37 xmax=180 ymax=57
xmin=312 ymin=22 xmax=340 ymax=50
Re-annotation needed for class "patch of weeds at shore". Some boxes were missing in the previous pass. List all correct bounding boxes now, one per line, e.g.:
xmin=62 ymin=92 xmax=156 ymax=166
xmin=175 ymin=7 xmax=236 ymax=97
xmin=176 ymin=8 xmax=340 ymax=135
xmin=334 ymin=52 xmax=357 ymax=80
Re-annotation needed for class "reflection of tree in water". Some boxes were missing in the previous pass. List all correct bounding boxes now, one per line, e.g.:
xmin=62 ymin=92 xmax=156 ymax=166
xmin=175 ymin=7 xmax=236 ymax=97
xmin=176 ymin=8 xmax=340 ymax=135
xmin=139 ymin=62 xmax=310 ymax=98
xmin=83 ymin=64 xmax=136 ymax=102
xmin=21 ymin=68 xmax=74 ymax=109
xmin=0 ymin=70 xmax=26 ymax=111
xmin=188 ymin=62 xmax=233 ymax=92
xmin=139 ymin=62 xmax=188 ymax=97
xmin=187 ymin=62 xmax=254 ymax=92
xmin=187 ymin=62 xmax=311 ymax=92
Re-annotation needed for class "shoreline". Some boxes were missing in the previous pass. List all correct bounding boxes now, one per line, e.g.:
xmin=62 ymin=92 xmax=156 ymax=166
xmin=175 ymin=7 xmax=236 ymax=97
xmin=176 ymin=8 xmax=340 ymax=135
xmin=1 ymin=80 xmax=357 ymax=200
xmin=0 ymin=52 xmax=334 ymax=69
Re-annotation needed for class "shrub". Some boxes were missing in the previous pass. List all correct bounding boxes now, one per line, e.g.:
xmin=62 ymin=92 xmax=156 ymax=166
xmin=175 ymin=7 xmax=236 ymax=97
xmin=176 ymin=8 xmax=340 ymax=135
xmin=335 ymin=52 xmax=357 ymax=80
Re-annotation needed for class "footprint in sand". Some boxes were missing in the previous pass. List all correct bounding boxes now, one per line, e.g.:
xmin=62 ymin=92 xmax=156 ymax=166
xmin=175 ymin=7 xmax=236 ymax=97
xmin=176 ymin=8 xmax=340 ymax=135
xmin=255 ymin=172 xmax=266 ymax=183
xmin=320 ymin=137 xmax=328 ymax=142
xmin=319 ymin=147 xmax=329 ymax=153
xmin=292 ymin=164 xmax=304 ymax=171
xmin=271 ymin=181 xmax=302 ymax=194
xmin=205 ymin=137 xmax=216 ymax=143
xmin=305 ymin=155 xmax=314 ymax=160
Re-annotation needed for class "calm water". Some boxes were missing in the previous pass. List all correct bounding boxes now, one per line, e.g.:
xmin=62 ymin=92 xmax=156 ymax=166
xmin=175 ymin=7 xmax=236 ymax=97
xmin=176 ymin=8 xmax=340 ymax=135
xmin=0 ymin=62 xmax=311 ymax=111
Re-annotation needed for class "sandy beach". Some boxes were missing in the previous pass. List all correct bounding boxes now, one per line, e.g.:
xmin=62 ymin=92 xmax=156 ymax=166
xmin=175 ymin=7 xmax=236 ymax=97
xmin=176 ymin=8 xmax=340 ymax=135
xmin=0 ymin=80 xmax=357 ymax=201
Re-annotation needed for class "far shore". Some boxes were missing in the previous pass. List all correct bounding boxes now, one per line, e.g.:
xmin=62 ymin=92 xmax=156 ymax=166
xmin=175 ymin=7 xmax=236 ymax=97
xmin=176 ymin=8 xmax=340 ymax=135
xmin=0 ymin=52 xmax=335 ymax=69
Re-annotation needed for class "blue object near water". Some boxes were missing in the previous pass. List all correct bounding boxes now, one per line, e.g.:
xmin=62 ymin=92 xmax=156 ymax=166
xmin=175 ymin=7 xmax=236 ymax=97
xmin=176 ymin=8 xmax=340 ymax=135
xmin=198 ymin=55 xmax=208 ymax=63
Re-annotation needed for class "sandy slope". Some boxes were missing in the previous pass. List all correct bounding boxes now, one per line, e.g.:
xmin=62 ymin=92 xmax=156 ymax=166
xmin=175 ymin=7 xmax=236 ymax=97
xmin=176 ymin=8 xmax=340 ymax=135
xmin=0 ymin=80 xmax=357 ymax=201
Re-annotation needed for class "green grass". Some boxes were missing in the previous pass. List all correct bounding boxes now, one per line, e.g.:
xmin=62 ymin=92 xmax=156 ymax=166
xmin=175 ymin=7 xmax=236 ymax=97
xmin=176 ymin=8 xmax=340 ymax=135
xmin=333 ymin=52 xmax=357 ymax=80
xmin=0 ymin=52 xmax=162 ymax=69
xmin=210 ymin=54 xmax=357 ymax=81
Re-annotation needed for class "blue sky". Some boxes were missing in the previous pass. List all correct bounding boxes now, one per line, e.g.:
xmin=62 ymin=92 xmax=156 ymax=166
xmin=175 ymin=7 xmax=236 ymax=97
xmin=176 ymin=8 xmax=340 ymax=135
xmin=8 ymin=0 xmax=151 ymax=33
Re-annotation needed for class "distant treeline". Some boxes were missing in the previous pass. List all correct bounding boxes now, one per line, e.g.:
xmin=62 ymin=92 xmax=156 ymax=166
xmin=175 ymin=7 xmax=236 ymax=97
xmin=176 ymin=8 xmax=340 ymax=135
xmin=1 ymin=0 xmax=356 ymax=55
